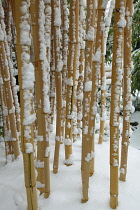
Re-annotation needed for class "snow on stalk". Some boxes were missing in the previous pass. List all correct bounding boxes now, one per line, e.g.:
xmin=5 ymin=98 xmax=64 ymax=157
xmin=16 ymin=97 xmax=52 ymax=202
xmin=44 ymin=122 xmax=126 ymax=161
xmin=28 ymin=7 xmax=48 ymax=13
xmin=14 ymin=0 xmax=38 ymax=208
xmin=98 ymin=0 xmax=108 ymax=144
xmin=0 ymin=75 xmax=13 ymax=162
xmin=120 ymin=0 xmax=133 ymax=182
xmin=52 ymin=0 xmax=63 ymax=174
xmin=81 ymin=0 xmax=96 ymax=203
xmin=77 ymin=0 xmax=86 ymax=138
xmin=110 ymin=0 xmax=126 ymax=208
xmin=60 ymin=0 xmax=68 ymax=143
xmin=0 ymin=3 xmax=20 ymax=159
xmin=64 ymin=0 xmax=79 ymax=166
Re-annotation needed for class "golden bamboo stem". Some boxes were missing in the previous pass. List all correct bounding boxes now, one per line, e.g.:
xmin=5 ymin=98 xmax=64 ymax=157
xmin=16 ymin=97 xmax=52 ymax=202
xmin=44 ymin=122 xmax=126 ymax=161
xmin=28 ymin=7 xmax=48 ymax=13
xmin=81 ymin=0 xmax=97 ymax=203
xmin=120 ymin=0 xmax=133 ymax=182
xmin=0 ymin=26 xmax=20 ymax=159
xmin=50 ymin=6 xmax=55 ymax=127
xmin=60 ymin=0 xmax=68 ymax=143
xmin=64 ymin=0 xmax=79 ymax=166
xmin=30 ymin=0 xmax=46 ymax=195
xmin=77 ymin=1 xmax=85 ymax=138
xmin=110 ymin=0 xmax=126 ymax=208
xmin=86 ymin=0 xmax=102 ymax=177
xmin=52 ymin=0 xmax=63 ymax=174
xmin=13 ymin=0 xmax=38 ymax=209
xmin=3 ymin=4 xmax=21 ymax=142
xmin=0 ymin=76 xmax=13 ymax=162
xmin=44 ymin=0 xmax=51 ymax=198
xmin=98 ymin=5 xmax=107 ymax=144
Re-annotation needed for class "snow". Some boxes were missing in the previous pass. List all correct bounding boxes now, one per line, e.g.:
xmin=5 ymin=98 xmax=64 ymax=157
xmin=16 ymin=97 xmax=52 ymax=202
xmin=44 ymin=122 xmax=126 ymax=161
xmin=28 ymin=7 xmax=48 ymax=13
xmin=85 ymin=27 xmax=94 ymax=41
xmin=0 ymin=120 xmax=140 ymax=209
xmin=130 ymin=111 xmax=140 ymax=149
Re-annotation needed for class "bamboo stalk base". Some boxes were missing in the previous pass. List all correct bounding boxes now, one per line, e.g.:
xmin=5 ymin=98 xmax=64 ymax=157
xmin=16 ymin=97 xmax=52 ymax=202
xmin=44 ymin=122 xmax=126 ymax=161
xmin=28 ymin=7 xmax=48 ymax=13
xmin=65 ymin=163 xmax=73 ymax=166
xmin=110 ymin=195 xmax=118 ymax=209
xmin=81 ymin=198 xmax=88 ymax=203
xmin=89 ymin=172 xmax=94 ymax=177
xmin=26 ymin=186 xmax=38 ymax=210
xmin=44 ymin=191 xmax=50 ymax=199
xmin=119 ymin=174 xmax=126 ymax=182
xmin=53 ymin=168 xmax=58 ymax=174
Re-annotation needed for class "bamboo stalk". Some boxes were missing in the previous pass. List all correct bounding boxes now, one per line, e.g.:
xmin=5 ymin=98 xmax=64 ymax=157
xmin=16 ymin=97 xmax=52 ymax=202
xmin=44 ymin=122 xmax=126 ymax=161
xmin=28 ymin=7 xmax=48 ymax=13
xmin=52 ymin=0 xmax=63 ymax=174
xmin=110 ymin=0 xmax=126 ymax=208
xmin=30 ymin=0 xmax=46 ymax=195
xmin=60 ymin=0 xmax=68 ymax=143
xmin=13 ymin=0 xmax=38 ymax=209
xmin=64 ymin=0 xmax=79 ymax=166
xmin=87 ymin=0 xmax=102 ymax=177
xmin=77 ymin=0 xmax=86 ymax=138
xmin=119 ymin=0 xmax=133 ymax=182
xmin=0 ymin=10 xmax=20 ymax=159
xmin=98 ymin=2 xmax=108 ymax=144
xmin=44 ymin=0 xmax=51 ymax=199
xmin=0 ymin=75 xmax=13 ymax=162
xmin=81 ymin=0 xmax=97 ymax=203
xmin=2 ymin=4 xmax=21 ymax=143
xmin=50 ymin=4 xmax=56 ymax=127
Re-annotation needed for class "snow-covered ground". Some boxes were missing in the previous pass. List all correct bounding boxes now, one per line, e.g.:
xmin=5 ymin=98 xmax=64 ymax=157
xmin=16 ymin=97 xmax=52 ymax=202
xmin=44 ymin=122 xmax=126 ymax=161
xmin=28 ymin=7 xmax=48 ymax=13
xmin=130 ymin=111 xmax=140 ymax=150
xmin=0 ymin=117 xmax=140 ymax=210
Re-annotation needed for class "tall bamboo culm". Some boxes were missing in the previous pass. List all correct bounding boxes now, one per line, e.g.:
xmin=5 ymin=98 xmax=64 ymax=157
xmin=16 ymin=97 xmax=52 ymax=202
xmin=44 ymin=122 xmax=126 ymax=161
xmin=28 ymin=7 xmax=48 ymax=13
xmin=0 ymin=4 xmax=20 ymax=159
xmin=77 ymin=0 xmax=85 ymax=138
xmin=98 ymin=0 xmax=108 ymax=144
xmin=81 ymin=0 xmax=96 ymax=203
xmin=110 ymin=0 xmax=126 ymax=208
xmin=120 ymin=0 xmax=133 ymax=182
xmin=52 ymin=0 xmax=63 ymax=173
xmin=13 ymin=0 xmax=38 ymax=209
xmin=60 ymin=0 xmax=68 ymax=143
xmin=30 ymin=0 xmax=46 ymax=195
xmin=64 ymin=0 xmax=79 ymax=165
xmin=0 ymin=76 xmax=13 ymax=162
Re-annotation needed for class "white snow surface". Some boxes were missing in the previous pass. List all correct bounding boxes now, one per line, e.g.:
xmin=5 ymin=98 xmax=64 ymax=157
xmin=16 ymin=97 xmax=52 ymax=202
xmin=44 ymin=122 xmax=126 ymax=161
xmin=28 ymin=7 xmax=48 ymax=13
xmin=0 ymin=121 xmax=140 ymax=210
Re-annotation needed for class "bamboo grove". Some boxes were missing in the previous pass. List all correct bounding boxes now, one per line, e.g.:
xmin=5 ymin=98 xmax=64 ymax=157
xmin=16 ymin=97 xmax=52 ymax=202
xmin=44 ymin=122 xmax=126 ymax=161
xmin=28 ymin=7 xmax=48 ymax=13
xmin=0 ymin=0 xmax=134 ymax=209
